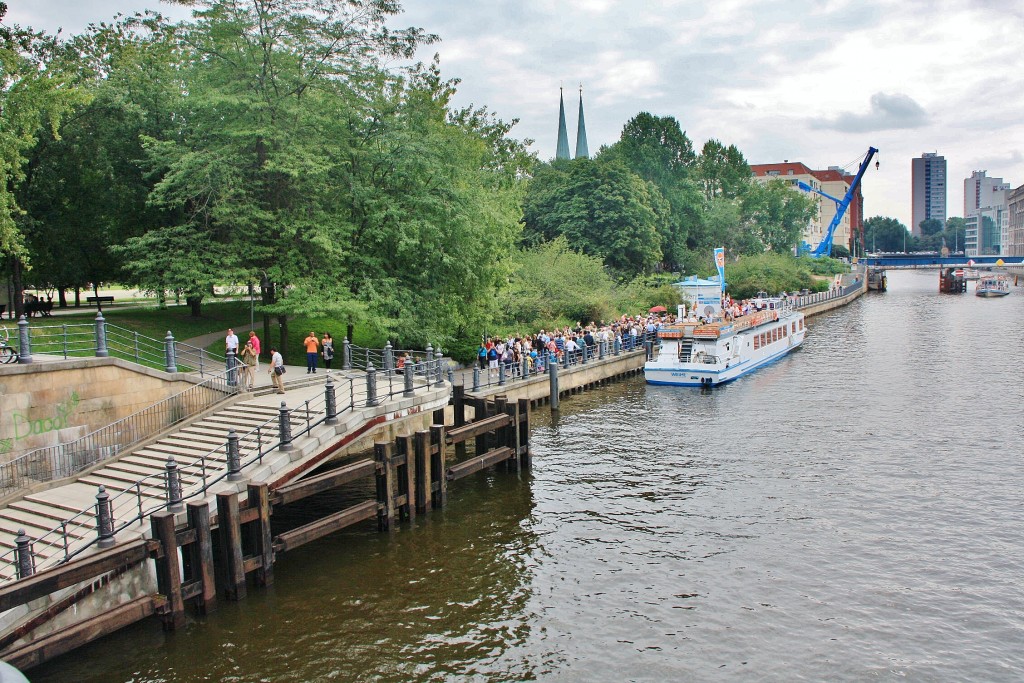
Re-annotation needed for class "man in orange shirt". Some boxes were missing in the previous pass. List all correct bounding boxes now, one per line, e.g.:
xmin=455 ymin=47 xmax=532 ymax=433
xmin=304 ymin=331 xmax=320 ymax=373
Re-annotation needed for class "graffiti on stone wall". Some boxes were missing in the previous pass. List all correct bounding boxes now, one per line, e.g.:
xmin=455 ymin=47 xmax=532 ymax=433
xmin=0 ymin=391 xmax=81 ymax=455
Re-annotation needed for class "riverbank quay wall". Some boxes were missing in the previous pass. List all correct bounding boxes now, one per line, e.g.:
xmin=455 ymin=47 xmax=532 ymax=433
xmin=0 ymin=375 xmax=452 ymax=672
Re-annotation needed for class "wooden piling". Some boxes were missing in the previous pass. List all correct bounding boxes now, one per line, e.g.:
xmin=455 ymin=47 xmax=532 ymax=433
xmin=375 ymin=441 xmax=396 ymax=531
xmin=518 ymin=398 xmax=531 ymax=469
xmin=494 ymin=396 xmax=509 ymax=472
xmin=248 ymin=483 xmax=274 ymax=587
xmin=216 ymin=491 xmax=246 ymax=601
xmin=396 ymin=434 xmax=415 ymax=522
xmin=429 ymin=424 xmax=447 ymax=508
xmin=414 ymin=430 xmax=431 ymax=515
xmin=472 ymin=397 xmax=488 ymax=457
xmin=453 ymin=385 xmax=466 ymax=427
xmin=186 ymin=502 xmax=217 ymax=615
xmin=151 ymin=511 xmax=185 ymax=631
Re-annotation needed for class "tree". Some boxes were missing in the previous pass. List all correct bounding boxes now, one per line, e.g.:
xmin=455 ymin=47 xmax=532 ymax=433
xmin=864 ymin=216 xmax=910 ymax=252
xmin=1 ymin=10 xmax=87 ymax=316
xmin=919 ymin=218 xmax=943 ymax=236
xmin=740 ymin=179 xmax=815 ymax=254
xmin=696 ymin=139 xmax=751 ymax=202
xmin=522 ymin=158 xmax=665 ymax=275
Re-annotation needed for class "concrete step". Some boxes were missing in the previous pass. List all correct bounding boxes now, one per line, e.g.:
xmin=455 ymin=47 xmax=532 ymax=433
xmin=0 ymin=509 xmax=89 ymax=542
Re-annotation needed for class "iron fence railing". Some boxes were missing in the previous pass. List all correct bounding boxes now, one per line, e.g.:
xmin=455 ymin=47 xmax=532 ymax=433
xmin=0 ymin=360 xmax=446 ymax=584
xmin=0 ymin=372 xmax=239 ymax=496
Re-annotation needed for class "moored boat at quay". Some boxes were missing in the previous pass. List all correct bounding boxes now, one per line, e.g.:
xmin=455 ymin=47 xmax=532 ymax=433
xmin=644 ymin=296 xmax=806 ymax=387
xmin=975 ymin=274 xmax=1010 ymax=297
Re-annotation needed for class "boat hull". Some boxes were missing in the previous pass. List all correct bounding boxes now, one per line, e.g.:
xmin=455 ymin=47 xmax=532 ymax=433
xmin=644 ymin=341 xmax=802 ymax=386
xmin=975 ymin=289 xmax=1009 ymax=297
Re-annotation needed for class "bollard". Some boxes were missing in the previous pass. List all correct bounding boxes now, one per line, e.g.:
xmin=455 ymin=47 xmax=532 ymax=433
xmin=165 ymin=457 xmax=184 ymax=512
xmin=325 ymin=375 xmax=339 ymax=424
xmin=548 ymin=353 xmax=560 ymax=411
xmin=14 ymin=529 xmax=34 ymax=579
xmin=366 ymin=362 xmax=378 ymax=406
xmin=16 ymin=315 xmax=32 ymax=364
xmin=447 ymin=366 xmax=455 ymax=385
xmin=95 ymin=486 xmax=115 ymax=549
xmin=342 ymin=338 xmax=352 ymax=370
xmin=226 ymin=350 xmax=238 ymax=387
xmin=384 ymin=341 xmax=394 ymax=374
xmin=498 ymin=362 xmax=506 ymax=386
xmin=472 ymin=367 xmax=481 ymax=392
xmin=95 ymin=312 xmax=109 ymax=358
xmin=226 ymin=429 xmax=242 ymax=481
xmin=562 ymin=347 xmax=569 ymax=369
xmin=164 ymin=331 xmax=177 ymax=373
xmin=278 ymin=401 xmax=293 ymax=450
xmin=581 ymin=342 xmax=588 ymax=365
xmin=598 ymin=340 xmax=605 ymax=360
xmin=403 ymin=361 xmax=415 ymax=397
xmin=434 ymin=351 xmax=445 ymax=387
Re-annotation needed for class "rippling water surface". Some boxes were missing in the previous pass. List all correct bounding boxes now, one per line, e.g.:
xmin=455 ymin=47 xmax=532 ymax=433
xmin=33 ymin=270 xmax=1024 ymax=681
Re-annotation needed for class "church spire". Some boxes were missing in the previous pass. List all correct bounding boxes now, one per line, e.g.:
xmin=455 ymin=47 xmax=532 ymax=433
xmin=556 ymin=87 xmax=571 ymax=161
xmin=575 ymin=85 xmax=589 ymax=159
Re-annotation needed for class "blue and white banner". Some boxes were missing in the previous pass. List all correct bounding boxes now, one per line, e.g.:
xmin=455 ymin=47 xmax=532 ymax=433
xmin=714 ymin=247 xmax=725 ymax=295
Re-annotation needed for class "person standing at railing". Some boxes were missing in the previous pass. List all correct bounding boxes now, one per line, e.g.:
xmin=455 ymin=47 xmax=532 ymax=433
xmin=304 ymin=331 xmax=320 ymax=373
xmin=269 ymin=347 xmax=286 ymax=394
xmin=248 ymin=331 xmax=261 ymax=373
xmin=322 ymin=332 xmax=334 ymax=370
xmin=240 ymin=340 xmax=258 ymax=391
xmin=225 ymin=328 xmax=239 ymax=355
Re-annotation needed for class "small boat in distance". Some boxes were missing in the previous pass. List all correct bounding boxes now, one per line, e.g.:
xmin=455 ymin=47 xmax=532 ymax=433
xmin=975 ymin=274 xmax=1010 ymax=297
xmin=644 ymin=296 xmax=806 ymax=387
xmin=939 ymin=267 xmax=967 ymax=293
xmin=867 ymin=267 xmax=887 ymax=292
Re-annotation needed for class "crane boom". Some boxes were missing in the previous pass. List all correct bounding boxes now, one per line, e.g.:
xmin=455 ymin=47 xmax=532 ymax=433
xmin=800 ymin=146 xmax=878 ymax=257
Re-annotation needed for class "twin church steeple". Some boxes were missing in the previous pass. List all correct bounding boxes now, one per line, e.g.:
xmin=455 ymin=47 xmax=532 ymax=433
xmin=556 ymin=86 xmax=589 ymax=160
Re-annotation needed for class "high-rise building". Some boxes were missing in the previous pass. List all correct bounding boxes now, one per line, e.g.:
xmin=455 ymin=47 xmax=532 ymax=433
xmin=963 ymin=171 xmax=1010 ymax=256
xmin=1006 ymin=184 xmax=1024 ymax=257
xmin=911 ymin=152 xmax=946 ymax=236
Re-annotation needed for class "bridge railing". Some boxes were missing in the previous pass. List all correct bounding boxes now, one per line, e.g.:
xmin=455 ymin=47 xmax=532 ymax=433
xmin=0 ymin=359 xmax=448 ymax=584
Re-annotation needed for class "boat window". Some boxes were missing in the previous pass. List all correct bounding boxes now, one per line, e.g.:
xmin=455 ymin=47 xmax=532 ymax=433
xmin=782 ymin=326 xmax=787 ymax=337
xmin=754 ymin=335 xmax=760 ymax=349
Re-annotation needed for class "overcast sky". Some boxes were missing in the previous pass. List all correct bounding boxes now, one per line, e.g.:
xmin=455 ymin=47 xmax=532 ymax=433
xmin=8 ymin=0 xmax=1024 ymax=230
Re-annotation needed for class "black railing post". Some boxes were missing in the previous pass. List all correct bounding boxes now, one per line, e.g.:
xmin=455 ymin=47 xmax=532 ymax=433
xmin=404 ymin=361 xmax=415 ymax=397
xmin=226 ymin=429 xmax=242 ymax=481
xmin=342 ymin=338 xmax=352 ymax=370
xmin=226 ymin=350 xmax=238 ymax=387
xmin=14 ymin=529 xmax=34 ymax=579
xmin=96 ymin=485 xmax=115 ymax=549
xmin=498 ymin=361 xmax=506 ymax=386
xmin=384 ymin=341 xmax=394 ymax=374
xmin=366 ymin=363 xmax=378 ymax=407
xmin=325 ymin=376 xmax=339 ymax=424
xmin=562 ymin=346 xmax=569 ymax=369
xmin=278 ymin=401 xmax=293 ymax=450
xmin=95 ymin=312 xmax=109 ymax=358
xmin=523 ymin=356 xmax=530 ymax=380
xmin=165 ymin=457 xmax=184 ymax=512
xmin=614 ymin=337 xmax=621 ymax=356
xmin=425 ymin=344 xmax=433 ymax=368
xmin=17 ymin=315 xmax=31 ymax=364
xmin=164 ymin=331 xmax=177 ymax=373
xmin=472 ymin=366 xmax=481 ymax=392
xmin=434 ymin=350 xmax=445 ymax=388
xmin=581 ymin=342 xmax=588 ymax=365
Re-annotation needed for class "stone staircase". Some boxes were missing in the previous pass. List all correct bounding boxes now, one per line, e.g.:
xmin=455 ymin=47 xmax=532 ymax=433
xmin=0 ymin=398 xmax=316 ymax=582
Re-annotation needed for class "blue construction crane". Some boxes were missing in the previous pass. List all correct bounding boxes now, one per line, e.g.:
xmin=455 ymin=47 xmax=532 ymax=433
xmin=797 ymin=146 xmax=879 ymax=257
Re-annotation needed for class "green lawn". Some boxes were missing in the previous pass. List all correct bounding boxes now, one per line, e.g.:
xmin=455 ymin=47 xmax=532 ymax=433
xmin=33 ymin=299 xmax=254 ymax=342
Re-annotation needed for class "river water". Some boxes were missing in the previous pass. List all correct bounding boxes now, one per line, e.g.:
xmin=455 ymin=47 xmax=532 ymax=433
xmin=32 ymin=269 xmax=1024 ymax=682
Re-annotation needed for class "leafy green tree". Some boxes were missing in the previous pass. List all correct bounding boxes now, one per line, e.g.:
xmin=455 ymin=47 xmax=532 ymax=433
xmin=600 ymin=112 xmax=703 ymax=269
xmin=943 ymin=217 xmax=966 ymax=253
xmin=522 ymin=158 xmax=665 ymax=275
xmin=723 ymin=253 xmax=818 ymax=299
xmin=864 ymin=215 xmax=910 ymax=252
xmin=740 ymin=179 xmax=815 ymax=254
xmin=1 ymin=11 xmax=87 ymax=315
xmin=696 ymin=139 xmax=751 ymax=202
xmin=919 ymin=218 xmax=943 ymax=236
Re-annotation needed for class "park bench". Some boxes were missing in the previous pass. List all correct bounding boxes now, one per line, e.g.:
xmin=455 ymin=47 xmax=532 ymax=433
xmin=86 ymin=296 xmax=115 ymax=308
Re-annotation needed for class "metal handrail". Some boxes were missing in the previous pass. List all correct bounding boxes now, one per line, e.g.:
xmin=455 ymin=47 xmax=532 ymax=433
xmin=0 ymin=371 xmax=239 ymax=495
xmin=0 ymin=361 xmax=444 ymax=583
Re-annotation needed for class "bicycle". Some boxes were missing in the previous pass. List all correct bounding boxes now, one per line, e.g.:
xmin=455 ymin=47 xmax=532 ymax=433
xmin=0 ymin=325 xmax=17 ymax=363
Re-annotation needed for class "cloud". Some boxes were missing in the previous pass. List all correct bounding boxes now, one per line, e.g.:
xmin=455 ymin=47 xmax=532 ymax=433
xmin=809 ymin=92 xmax=929 ymax=132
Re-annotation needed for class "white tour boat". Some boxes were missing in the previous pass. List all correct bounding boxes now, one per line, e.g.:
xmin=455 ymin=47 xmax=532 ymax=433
xmin=644 ymin=297 xmax=806 ymax=387
xmin=975 ymin=274 xmax=1010 ymax=297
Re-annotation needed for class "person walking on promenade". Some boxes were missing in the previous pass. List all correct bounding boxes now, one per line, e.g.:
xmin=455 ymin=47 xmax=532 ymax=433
xmin=322 ymin=332 xmax=334 ymax=369
xmin=269 ymin=347 xmax=286 ymax=394
xmin=304 ymin=331 xmax=319 ymax=373
xmin=240 ymin=340 xmax=258 ymax=391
